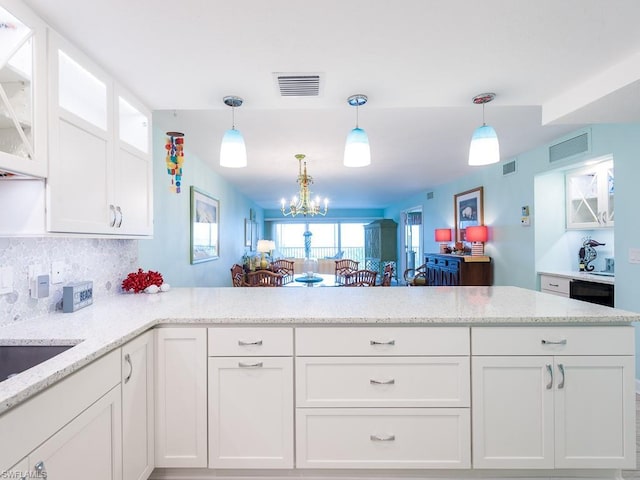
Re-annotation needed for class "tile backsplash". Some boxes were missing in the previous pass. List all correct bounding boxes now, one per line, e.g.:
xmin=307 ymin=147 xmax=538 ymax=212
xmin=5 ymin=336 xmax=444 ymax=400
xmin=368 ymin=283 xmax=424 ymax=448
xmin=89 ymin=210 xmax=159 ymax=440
xmin=0 ymin=237 xmax=137 ymax=326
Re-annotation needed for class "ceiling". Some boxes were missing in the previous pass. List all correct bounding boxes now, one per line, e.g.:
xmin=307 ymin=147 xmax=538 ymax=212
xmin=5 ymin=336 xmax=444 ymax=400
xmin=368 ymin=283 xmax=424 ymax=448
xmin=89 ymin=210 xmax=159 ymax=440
xmin=23 ymin=0 xmax=640 ymax=209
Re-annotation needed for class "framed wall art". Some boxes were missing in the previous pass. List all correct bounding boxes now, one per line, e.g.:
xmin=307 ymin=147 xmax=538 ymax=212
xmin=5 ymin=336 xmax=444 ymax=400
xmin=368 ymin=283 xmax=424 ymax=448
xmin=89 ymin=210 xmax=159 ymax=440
xmin=190 ymin=186 xmax=219 ymax=263
xmin=454 ymin=186 xmax=484 ymax=242
xmin=244 ymin=218 xmax=252 ymax=248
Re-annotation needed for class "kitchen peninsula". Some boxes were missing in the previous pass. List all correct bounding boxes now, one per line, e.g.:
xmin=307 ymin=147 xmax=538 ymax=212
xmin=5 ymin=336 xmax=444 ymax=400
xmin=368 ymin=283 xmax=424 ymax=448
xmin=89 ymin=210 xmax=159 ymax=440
xmin=0 ymin=286 xmax=636 ymax=480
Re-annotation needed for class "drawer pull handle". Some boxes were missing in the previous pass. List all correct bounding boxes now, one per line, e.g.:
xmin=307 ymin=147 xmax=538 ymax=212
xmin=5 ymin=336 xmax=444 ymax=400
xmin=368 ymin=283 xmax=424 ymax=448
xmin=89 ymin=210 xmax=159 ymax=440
xmin=557 ymin=363 xmax=565 ymax=389
xmin=370 ymin=434 xmax=395 ymax=442
xmin=238 ymin=361 xmax=263 ymax=368
xmin=548 ymin=283 xmax=559 ymax=287
xmin=238 ymin=340 xmax=263 ymax=346
xmin=546 ymin=364 xmax=553 ymax=389
xmin=370 ymin=340 xmax=395 ymax=346
xmin=370 ymin=378 xmax=395 ymax=385
xmin=541 ymin=339 xmax=567 ymax=345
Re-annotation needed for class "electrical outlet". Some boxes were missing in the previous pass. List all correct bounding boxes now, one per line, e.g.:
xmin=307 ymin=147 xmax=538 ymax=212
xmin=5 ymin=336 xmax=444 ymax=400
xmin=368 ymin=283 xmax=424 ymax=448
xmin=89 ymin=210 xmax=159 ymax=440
xmin=51 ymin=261 xmax=65 ymax=284
xmin=521 ymin=216 xmax=531 ymax=226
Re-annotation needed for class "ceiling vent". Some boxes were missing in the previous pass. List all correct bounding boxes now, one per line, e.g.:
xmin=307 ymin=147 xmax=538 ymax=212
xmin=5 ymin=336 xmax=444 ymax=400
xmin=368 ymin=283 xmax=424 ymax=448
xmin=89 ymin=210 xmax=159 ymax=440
xmin=549 ymin=130 xmax=590 ymax=163
xmin=274 ymin=73 xmax=321 ymax=97
xmin=502 ymin=159 xmax=517 ymax=176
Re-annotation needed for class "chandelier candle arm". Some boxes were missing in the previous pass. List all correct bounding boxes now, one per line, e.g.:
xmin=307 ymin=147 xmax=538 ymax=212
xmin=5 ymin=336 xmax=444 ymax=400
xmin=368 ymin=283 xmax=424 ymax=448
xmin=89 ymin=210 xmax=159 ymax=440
xmin=281 ymin=154 xmax=328 ymax=217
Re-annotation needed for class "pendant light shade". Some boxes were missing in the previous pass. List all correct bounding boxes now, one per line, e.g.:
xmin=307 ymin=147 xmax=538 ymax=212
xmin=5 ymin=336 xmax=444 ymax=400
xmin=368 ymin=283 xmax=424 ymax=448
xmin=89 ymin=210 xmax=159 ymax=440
xmin=469 ymin=93 xmax=500 ymax=166
xmin=220 ymin=96 xmax=247 ymax=168
xmin=344 ymin=94 xmax=371 ymax=167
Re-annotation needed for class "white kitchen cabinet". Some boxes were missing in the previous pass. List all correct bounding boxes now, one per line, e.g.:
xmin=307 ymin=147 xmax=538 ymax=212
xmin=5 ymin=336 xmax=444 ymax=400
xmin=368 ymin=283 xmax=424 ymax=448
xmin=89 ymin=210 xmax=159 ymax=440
xmin=472 ymin=327 xmax=635 ymax=469
xmin=207 ymin=327 xmax=294 ymax=469
xmin=208 ymin=356 xmax=294 ymax=468
xmin=0 ymin=0 xmax=47 ymax=177
xmin=122 ymin=331 xmax=154 ymax=480
xmin=539 ymin=273 xmax=570 ymax=297
xmin=566 ymin=158 xmax=614 ymax=229
xmin=154 ymin=327 xmax=207 ymax=468
xmin=46 ymin=30 xmax=152 ymax=236
xmin=295 ymin=326 xmax=471 ymax=469
xmin=28 ymin=385 xmax=123 ymax=480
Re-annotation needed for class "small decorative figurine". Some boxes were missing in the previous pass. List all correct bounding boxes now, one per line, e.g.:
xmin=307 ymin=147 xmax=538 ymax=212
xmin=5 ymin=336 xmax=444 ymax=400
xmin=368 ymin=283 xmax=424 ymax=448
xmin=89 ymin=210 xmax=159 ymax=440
xmin=579 ymin=237 xmax=605 ymax=272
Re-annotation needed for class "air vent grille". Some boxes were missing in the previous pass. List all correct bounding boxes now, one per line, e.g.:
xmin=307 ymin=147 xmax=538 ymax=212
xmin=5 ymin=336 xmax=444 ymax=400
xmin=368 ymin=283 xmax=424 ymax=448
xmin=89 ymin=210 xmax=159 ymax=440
xmin=276 ymin=74 xmax=320 ymax=97
xmin=549 ymin=132 xmax=590 ymax=163
xmin=503 ymin=159 xmax=517 ymax=176
xmin=426 ymin=192 xmax=434 ymax=200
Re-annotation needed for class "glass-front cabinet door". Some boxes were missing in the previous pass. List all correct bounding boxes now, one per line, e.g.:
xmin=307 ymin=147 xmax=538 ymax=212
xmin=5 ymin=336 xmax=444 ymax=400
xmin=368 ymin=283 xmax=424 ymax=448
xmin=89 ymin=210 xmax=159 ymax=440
xmin=565 ymin=158 xmax=614 ymax=229
xmin=0 ymin=0 xmax=46 ymax=177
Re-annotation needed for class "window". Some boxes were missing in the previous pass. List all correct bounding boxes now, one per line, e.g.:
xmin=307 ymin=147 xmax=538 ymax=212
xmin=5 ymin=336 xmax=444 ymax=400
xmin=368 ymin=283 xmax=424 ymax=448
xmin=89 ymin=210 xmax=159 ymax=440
xmin=274 ymin=222 xmax=366 ymax=263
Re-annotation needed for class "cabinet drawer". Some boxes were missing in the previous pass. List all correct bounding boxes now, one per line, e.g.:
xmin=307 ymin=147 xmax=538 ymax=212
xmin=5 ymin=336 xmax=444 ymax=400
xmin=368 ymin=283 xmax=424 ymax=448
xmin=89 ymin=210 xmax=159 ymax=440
xmin=296 ymin=408 xmax=470 ymax=469
xmin=295 ymin=327 xmax=469 ymax=356
xmin=208 ymin=327 xmax=293 ymax=356
xmin=296 ymin=357 xmax=469 ymax=407
xmin=472 ymin=326 xmax=634 ymax=356
xmin=540 ymin=275 xmax=570 ymax=295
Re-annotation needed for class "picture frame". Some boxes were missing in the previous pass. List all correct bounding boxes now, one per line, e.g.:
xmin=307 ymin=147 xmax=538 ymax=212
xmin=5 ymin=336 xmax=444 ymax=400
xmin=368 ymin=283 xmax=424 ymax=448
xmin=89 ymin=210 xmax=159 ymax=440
xmin=454 ymin=186 xmax=484 ymax=242
xmin=190 ymin=186 xmax=219 ymax=264
xmin=244 ymin=218 xmax=252 ymax=248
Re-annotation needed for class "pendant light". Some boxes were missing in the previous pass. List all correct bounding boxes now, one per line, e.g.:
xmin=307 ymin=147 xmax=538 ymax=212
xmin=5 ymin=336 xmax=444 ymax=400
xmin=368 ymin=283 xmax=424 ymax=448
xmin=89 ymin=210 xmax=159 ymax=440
xmin=469 ymin=92 xmax=500 ymax=166
xmin=344 ymin=94 xmax=371 ymax=167
xmin=220 ymin=95 xmax=247 ymax=168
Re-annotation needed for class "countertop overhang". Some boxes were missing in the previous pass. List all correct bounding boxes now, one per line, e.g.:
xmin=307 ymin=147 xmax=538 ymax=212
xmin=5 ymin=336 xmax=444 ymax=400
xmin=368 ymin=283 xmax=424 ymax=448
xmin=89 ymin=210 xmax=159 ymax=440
xmin=0 ymin=286 xmax=637 ymax=414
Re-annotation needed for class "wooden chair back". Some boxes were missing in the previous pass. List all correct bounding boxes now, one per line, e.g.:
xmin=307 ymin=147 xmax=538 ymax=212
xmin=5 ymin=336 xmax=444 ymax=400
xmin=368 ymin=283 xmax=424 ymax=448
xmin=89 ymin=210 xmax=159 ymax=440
xmin=404 ymin=263 xmax=428 ymax=286
xmin=246 ymin=270 xmax=284 ymax=287
xmin=335 ymin=259 xmax=359 ymax=285
xmin=230 ymin=264 xmax=246 ymax=287
xmin=271 ymin=259 xmax=294 ymax=284
xmin=343 ymin=269 xmax=378 ymax=287
xmin=381 ymin=264 xmax=394 ymax=286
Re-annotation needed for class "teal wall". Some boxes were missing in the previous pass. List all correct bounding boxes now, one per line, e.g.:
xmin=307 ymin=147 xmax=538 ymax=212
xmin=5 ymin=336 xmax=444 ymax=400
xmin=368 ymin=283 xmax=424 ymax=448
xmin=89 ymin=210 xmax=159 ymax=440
xmin=138 ymin=125 xmax=262 ymax=287
xmin=385 ymin=123 xmax=640 ymax=378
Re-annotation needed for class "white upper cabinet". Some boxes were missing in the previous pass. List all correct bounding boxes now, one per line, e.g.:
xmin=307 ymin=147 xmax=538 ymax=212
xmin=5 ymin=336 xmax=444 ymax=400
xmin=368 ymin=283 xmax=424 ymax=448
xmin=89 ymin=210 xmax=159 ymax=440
xmin=0 ymin=0 xmax=47 ymax=177
xmin=565 ymin=158 xmax=614 ymax=229
xmin=46 ymin=30 xmax=152 ymax=236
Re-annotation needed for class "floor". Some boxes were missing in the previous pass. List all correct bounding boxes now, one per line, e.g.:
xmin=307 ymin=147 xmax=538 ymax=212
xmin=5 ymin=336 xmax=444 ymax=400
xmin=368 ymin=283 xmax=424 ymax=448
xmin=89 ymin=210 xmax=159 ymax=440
xmin=622 ymin=394 xmax=640 ymax=479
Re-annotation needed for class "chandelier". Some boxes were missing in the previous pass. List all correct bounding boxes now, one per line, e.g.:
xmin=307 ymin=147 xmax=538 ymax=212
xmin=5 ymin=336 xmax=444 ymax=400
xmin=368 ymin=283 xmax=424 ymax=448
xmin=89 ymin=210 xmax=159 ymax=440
xmin=281 ymin=154 xmax=328 ymax=217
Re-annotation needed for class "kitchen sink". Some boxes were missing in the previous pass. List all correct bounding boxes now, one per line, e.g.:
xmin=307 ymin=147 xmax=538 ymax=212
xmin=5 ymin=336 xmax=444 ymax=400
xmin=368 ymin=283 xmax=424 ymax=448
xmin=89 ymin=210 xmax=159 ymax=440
xmin=0 ymin=344 xmax=76 ymax=382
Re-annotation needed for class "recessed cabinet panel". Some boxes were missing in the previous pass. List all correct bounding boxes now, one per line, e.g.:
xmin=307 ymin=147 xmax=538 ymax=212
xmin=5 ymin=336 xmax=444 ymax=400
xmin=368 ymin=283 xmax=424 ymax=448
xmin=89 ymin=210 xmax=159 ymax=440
xmin=118 ymin=96 xmax=148 ymax=153
xmin=566 ymin=159 xmax=614 ymax=229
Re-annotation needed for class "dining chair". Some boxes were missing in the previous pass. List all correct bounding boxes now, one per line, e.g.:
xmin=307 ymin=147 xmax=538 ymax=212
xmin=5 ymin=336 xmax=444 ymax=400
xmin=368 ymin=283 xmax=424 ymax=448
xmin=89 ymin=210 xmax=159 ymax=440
xmin=343 ymin=269 xmax=378 ymax=287
xmin=230 ymin=264 xmax=247 ymax=287
xmin=404 ymin=263 xmax=428 ymax=286
xmin=381 ymin=264 xmax=394 ymax=286
xmin=335 ymin=259 xmax=359 ymax=285
xmin=246 ymin=270 xmax=284 ymax=287
xmin=270 ymin=259 xmax=294 ymax=284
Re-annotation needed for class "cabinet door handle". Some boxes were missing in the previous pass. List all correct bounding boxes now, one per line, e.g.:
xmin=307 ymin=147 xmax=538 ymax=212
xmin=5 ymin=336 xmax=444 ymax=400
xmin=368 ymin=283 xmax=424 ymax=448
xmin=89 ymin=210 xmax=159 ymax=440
xmin=124 ymin=353 xmax=133 ymax=384
xmin=238 ymin=361 xmax=263 ymax=368
xmin=109 ymin=204 xmax=117 ymax=227
xmin=370 ymin=434 xmax=395 ymax=442
xmin=34 ymin=461 xmax=47 ymax=479
xmin=115 ymin=206 xmax=123 ymax=228
xmin=238 ymin=340 xmax=263 ymax=346
xmin=546 ymin=363 xmax=553 ymax=389
xmin=370 ymin=339 xmax=395 ymax=346
xmin=548 ymin=283 xmax=559 ymax=288
xmin=541 ymin=339 xmax=567 ymax=346
xmin=557 ymin=363 xmax=565 ymax=389
xmin=370 ymin=378 xmax=395 ymax=385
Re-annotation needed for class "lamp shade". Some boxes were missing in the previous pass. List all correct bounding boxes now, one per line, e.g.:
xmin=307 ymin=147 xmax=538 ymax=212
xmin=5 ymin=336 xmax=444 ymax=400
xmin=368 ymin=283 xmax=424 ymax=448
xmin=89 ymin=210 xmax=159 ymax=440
xmin=344 ymin=127 xmax=371 ymax=167
xmin=434 ymin=228 xmax=452 ymax=242
xmin=465 ymin=225 xmax=488 ymax=242
xmin=220 ymin=128 xmax=247 ymax=168
xmin=256 ymin=239 xmax=272 ymax=253
xmin=469 ymin=125 xmax=500 ymax=166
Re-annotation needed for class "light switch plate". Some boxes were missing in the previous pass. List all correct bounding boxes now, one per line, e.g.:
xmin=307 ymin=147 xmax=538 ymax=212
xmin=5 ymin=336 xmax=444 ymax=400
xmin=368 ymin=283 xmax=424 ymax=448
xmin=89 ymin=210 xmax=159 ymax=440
xmin=629 ymin=248 xmax=640 ymax=264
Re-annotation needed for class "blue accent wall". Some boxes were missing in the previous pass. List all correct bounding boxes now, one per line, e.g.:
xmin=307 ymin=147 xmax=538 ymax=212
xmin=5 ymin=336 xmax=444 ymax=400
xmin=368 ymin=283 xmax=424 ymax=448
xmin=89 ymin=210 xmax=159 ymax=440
xmin=385 ymin=123 xmax=640 ymax=379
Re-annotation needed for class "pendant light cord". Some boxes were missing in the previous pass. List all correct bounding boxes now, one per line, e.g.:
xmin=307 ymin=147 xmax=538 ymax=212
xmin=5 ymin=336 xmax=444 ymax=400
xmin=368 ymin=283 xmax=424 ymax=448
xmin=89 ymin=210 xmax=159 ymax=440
xmin=231 ymin=105 xmax=236 ymax=130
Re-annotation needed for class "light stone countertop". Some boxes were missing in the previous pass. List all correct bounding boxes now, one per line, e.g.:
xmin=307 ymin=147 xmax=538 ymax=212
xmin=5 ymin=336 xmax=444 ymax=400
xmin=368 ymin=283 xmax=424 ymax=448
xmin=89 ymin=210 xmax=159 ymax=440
xmin=0 ymin=286 xmax=637 ymax=415
xmin=538 ymin=270 xmax=615 ymax=285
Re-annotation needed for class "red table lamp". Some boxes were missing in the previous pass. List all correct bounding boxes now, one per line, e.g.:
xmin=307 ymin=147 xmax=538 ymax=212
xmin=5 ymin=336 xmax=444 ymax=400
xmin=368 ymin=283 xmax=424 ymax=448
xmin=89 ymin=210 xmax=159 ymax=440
xmin=435 ymin=228 xmax=452 ymax=253
xmin=465 ymin=225 xmax=488 ymax=255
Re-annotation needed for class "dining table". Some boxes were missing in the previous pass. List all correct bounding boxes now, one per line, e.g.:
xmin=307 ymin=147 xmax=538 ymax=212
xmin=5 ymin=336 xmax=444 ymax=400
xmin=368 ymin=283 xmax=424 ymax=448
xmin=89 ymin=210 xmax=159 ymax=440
xmin=287 ymin=273 xmax=339 ymax=287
